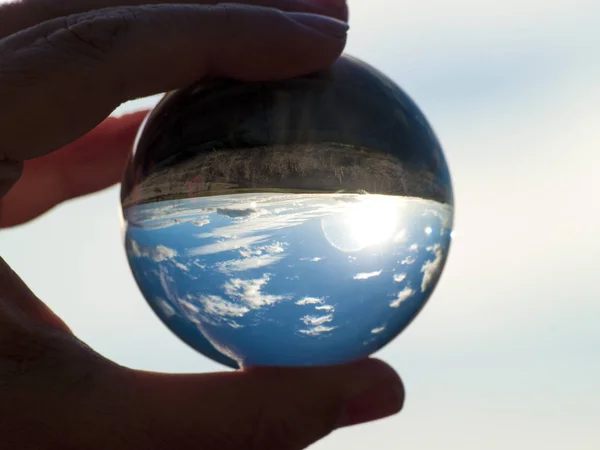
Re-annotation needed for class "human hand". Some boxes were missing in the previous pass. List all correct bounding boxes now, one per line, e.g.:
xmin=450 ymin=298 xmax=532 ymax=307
xmin=0 ymin=1 xmax=404 ymax=449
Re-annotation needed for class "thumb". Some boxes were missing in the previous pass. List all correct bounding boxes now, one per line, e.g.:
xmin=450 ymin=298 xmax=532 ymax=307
xmin=0 ymin=158 xmax=22 ymax=200
xmin=131 ymin=358 xmax=404 ymax=450
xmin=0 ymin=256 xmax=72 ymax=333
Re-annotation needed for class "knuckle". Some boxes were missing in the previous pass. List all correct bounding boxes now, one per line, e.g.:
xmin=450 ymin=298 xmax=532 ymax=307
xmin=43 ymin=8 xmax=137 ymax=62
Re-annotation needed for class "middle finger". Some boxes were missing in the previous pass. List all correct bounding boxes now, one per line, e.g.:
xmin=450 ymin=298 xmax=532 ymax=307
xmin=0 ymin=0 xmax=348 ymax=39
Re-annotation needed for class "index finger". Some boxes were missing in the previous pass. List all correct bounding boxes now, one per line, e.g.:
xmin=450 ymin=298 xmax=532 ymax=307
xmin=0 ymin=0 xmax=349 ymax=39
xmin=0 ymin=4 xmax=348 ymax=161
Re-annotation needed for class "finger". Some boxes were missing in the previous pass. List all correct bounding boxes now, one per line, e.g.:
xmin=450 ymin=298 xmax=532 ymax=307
xmin=0 ymin=158 xmax=23 ymax=200
xmin=0 ymin=257 xmax=72 ymax=333
xmin=0 ymin=111 xmax=148 ymax=228
xmin=130 ymin=358 xmax=404 ymax=450
xmin=0 ymin=0 xmax=348 ymax=39
xmin=0 ymin=4 xmax=348 ymax=161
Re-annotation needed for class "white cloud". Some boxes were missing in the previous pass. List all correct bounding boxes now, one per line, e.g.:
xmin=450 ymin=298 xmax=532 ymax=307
xmin=217 ymin=207 xmax=267 ymax=218
xmin=187 ymin=235 xmax=268 ymax=256
xmin=391 ymin=286 xmax=415 ymax=308
xmin=354 ymin=270 xmax=383 ymax=280
xmin=174 ymin=262 xmax=189 ymax=272
xmin=198 ymin=295 xmax=250 ymax=318
xmin=265 ymin=242 xmax=286 ymax=254
xmin=300 ymin=257 xmax=322 ymax=262
xmin=217 ymin=241 xmax=287 ymax=274
xmin=192 ymin=218 xmax=210 ymax=227
xmin=409 ymin=243 xmax=419 ymax=252
xmin=422 ymin=207 xmax=453 ymax=229
xmin=393 ymin=273 xmax=407 ymax=283
xmin=201 ymin=194 xmax=348 ymax=240
xmin=179 ymin=298 xmax=200 ymax=314
xmin=371 ymin=326 xmax=386 ymax=334
xmin=126 ymin=202 xmax=217 ymax=229
xmin=224 ymin=274 xmax=289 ymax=308
xmin=421 ymin=244 xmax=444 ymax=292
xmin=296 ymin=297 xmax=325 ymax=306
xmin=402 ymin=256 xmax=417 ymax=265
xmin=298 ymin=325 xmax=338 ymax=336
xmin=301 ymin=314 xmax=334 ymax=326
xmin=156 ymin=297 xmax=176 ymax=318
xmin=217 ymin=254 xmax=284 ymax=273
xmin=315 ymin=305 xmax=335 ymax=312
xmin=129 ymin=240 xmax=178 ymax=262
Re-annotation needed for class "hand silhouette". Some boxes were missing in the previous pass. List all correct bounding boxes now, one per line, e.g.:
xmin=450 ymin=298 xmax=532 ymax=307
xmin=0 ymin=1 xmax=404 ymax=449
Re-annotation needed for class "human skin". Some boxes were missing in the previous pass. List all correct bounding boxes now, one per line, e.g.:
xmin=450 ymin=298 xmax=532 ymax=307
xmin=0 ymin=1 xmax=404 ymax=449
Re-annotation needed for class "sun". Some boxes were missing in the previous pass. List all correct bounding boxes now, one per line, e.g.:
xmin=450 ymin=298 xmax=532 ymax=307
xmin=321 ymin=194 xmax=401 ymax=252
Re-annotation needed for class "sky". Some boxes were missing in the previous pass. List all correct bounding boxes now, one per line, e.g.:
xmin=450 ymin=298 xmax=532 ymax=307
xmin=1 ymin=0 xmax=599 ymax=448
xmin=124 ymin=194 xmax=452 ymax=367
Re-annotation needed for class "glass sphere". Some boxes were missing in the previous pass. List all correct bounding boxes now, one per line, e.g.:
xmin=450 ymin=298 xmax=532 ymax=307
xmin=120 ymin=55 xmax=454 ymax=369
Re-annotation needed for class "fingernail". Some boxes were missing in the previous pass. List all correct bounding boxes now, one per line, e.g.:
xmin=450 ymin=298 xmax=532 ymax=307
xmin=337 ymin=382 xmax=404 ymax=428
xmin=287 ymin=11 xmax=349 ymax=38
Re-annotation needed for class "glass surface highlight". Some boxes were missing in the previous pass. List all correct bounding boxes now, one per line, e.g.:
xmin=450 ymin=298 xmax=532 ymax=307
xmin=120 ymin=55 xmax=454 ymax=368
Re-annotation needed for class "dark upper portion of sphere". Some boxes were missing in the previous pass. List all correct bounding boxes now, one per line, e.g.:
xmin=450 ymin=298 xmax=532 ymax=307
xmin=121 ymin=55 xmax=453 ymax=208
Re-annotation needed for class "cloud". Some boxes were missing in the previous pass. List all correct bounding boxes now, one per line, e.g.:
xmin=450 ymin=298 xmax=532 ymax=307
xmin=217 ymin=254 xmax=285 ymax=273
xmin=299 ymin=325 xmax=338 ymax=336
xmin=371 ymin=326 xmax=386 ymax=334
xmin=156 ymin=297 xmax=177 ymax=318
xmin=130 ymin=240 xmax=178 ymax=262
xmin=422 ymin=207 xmax=453 ymax=229
xmin=126 ymin=202 xmax=217 ymax=229
xmin=315 ymin=305 xmax=335 ymax=312
xmin=224 ymin=274 xmax=289 ymax=308
xmin=424 ymin=226 xmax=433 ymax=236
xmin=203 ymin=194 xmax=348 ymax=239
xmin=301 ymin=314 xmax=334 ymax=326
xmin=391 ymin=286 xmax=415 ymax=307
xmin=179 ymin=298 xmax=200 ymax=315
xmin=192 ymin=218 xmax=210 ymax=227
xmin=174 ymin=262 xmax=189 ymax=272
xmin=265 ymin=242 xmax=286 ymax=254
xmin=217 ymin=241 xmax=287 ymax=274
xmin=402 ymin=256 xmax=417 ymax=265
xmin=300 ymin=257 xmax=322 ymax=262
xmin=187 ymin=235 xmax=268 ymax=256
xmin=217 ymin=208 xmax=265 ymax=218
xmin=296 ymin=297 xmax=325 ymax=306
xmin=239 ymin=242 xmax=286 ymax=258
xmin=421 ymin=244 xmax=444 ymax=292
xmin=354 ymin=270 xmax=383 ymax=280
xmin=393 ymin=273 xmax=407 ymax=283
xmin=409 ymin=243 xmax=419 ymax=252
xmin=198 ymin=295 xmax=250 ymax=318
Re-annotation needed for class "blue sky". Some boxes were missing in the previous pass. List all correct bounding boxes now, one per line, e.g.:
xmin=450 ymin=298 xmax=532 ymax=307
xmin=124 ymin=194 xmax=452 ymax=367
xmin=1 ymin=0 xmax=599 ymax=448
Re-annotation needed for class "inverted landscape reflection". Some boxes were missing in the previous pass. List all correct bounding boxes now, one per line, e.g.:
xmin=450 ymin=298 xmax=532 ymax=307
xmin=124 ymin=192 xmax=452 ymax=367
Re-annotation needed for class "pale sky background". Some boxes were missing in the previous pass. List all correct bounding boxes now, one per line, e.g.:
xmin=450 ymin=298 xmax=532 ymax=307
xmin=2 ymin=0 xmax=600 ymax=448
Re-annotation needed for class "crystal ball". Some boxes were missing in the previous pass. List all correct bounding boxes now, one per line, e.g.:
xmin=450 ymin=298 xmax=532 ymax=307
xmin=120 ymin=55 xmax=454 ymax=369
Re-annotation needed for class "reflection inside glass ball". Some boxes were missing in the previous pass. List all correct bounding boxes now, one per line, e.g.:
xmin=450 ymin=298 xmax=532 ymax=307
xmin=121 ymin=55 xmax=454 ymax=368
